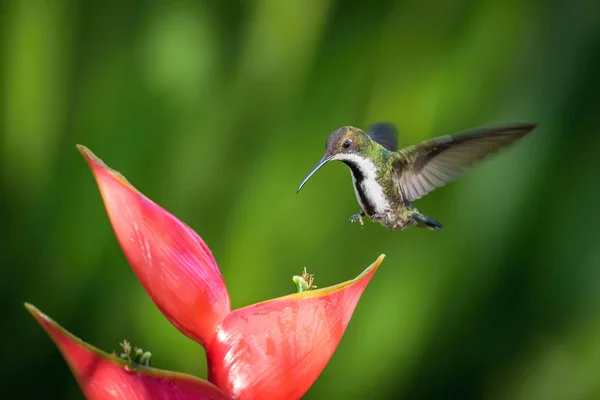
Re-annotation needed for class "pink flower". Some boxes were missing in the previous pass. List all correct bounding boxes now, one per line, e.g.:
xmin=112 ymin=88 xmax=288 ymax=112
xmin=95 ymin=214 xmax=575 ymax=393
xmin=26 ymin=145 xmax=384 ymax=399
xmin=26 ymin=303 xmax=227 ymax=399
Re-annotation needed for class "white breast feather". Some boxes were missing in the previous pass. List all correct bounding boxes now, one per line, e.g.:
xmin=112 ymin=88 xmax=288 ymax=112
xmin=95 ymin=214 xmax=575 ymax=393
xmin=334 ymin=153 xmax=389 ymax=214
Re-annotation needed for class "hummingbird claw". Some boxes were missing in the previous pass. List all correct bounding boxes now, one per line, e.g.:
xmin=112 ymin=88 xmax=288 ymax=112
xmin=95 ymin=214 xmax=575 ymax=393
xmin=370 ymin=213 xmax=387 ymax=221
xmin=349 ymin=213 xmax=364 ymax=227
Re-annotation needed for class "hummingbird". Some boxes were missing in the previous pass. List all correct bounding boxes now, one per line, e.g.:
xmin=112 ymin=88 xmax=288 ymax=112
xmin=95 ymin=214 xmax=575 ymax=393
xmin=297 ymin=122 xmax=537 ymax=230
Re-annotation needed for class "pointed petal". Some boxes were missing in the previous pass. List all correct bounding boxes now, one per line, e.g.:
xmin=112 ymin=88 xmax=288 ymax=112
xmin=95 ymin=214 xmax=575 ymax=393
xmin=77 ymin=145 xmax=230 ymax=347
xmin=207 ymin=255 xmax=384 ymax=400
xmin=25 ymin=303 xmax=228 ymax=400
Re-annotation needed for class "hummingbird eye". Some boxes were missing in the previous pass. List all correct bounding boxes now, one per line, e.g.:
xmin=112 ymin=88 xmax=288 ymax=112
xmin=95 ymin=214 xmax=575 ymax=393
xmin=342 ymin=139 xmax=352 ymax=149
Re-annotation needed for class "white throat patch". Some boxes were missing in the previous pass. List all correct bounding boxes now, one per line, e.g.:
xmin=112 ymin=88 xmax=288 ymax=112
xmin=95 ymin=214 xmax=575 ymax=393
xmin=332 ymin=153 xmax=389 ymax=214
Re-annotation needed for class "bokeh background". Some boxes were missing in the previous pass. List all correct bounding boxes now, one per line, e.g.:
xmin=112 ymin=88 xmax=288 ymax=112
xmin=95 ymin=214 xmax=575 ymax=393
xmin=2 ymin=0 xmax=600 ymax=399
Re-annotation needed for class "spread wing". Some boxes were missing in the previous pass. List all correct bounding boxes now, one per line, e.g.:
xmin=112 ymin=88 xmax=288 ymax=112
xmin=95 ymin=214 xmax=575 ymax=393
xmin=368 ymin=122 xmax=398 ymax=152
xmin=393 ymin=123 xmax=537 ymax=201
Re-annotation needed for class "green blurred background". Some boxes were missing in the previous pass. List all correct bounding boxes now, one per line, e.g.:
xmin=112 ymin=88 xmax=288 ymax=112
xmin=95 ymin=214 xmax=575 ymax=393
xmin=2 ymin=0 xmax=600 ymax=398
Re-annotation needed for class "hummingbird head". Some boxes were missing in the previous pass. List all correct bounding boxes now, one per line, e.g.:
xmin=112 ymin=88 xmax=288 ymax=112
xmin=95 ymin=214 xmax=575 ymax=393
xmin=297 ymin=126 xmax=372 ymax=193
xmin=324 ymin=126 xmax=369 ymax=158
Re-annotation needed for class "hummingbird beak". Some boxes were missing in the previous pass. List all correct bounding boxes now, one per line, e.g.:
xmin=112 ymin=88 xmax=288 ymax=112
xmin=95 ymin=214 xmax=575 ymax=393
xmin=297 ymin=155 xmax=333 ymax=193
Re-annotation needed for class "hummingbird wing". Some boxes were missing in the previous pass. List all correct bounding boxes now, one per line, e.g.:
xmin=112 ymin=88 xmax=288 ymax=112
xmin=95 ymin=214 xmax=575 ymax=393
xmin=367 ymin=122 xmax=398 ymax=152
xmin=392 ymin=123 xmax=537 ymax=201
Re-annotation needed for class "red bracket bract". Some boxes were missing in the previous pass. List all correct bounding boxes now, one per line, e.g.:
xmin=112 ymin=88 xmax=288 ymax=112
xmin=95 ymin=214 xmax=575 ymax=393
xmin=25 ymin=145 xmax=384 ymax=400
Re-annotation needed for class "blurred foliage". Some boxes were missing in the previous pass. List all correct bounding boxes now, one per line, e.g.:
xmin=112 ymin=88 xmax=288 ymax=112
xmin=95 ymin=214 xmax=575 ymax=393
xmin=2 ymin=0 xmax=600 ymax=399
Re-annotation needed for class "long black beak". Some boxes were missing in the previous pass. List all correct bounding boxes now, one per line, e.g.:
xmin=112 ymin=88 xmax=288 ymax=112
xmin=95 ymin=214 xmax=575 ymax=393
xmin=297 ymin=155 xmax=332 ymax=193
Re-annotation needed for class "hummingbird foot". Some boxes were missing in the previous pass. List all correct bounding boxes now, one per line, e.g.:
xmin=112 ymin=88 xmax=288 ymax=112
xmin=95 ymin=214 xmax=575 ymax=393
xmin=370 ymin=213 xmax=387 ymax=221
xmin=349 ymin=213 xmax=364 ymax=227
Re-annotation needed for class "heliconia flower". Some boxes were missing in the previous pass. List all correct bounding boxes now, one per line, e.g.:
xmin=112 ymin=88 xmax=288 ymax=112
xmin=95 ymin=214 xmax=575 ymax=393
xmin=77 ymin=145 xmax=230 ymax=348
xmin=207 ymin=265 xmax=380 ymax=399
xmin=25 ymin=303 xmax=228 ymax=400
xmin=26 ymin=145 xmax=384 ymax=400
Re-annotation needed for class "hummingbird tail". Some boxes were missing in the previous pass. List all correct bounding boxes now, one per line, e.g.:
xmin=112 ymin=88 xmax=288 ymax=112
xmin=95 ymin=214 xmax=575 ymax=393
xmin=412 ymin=212 xmax=443 ymax=230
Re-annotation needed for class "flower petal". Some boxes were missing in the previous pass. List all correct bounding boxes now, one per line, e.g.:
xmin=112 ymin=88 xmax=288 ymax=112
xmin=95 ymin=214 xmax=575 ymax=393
xmin=206 ymin=255 xmax=384 ymax=400
xmin=25 ymin=303 xmax=228 ymax=400
xmin=77 ymin=145 xmax=230 ymax=347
